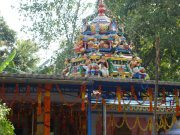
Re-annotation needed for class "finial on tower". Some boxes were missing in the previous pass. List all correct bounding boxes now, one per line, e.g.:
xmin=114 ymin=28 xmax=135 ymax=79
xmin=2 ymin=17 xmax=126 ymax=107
xmin=98 ymin=0 xmax=106 ymax=16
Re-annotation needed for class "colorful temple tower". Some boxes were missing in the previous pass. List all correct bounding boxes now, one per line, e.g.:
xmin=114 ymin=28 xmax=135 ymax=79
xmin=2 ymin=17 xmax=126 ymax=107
xmin=63 ymin=0 xmax=149 ymax=79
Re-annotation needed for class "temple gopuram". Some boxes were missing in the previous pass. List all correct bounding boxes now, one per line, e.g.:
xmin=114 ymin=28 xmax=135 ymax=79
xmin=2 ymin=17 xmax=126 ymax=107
xmin=62 ymin=0 xmax=149 ymax=80
xmin=0 ymin=0 xmax=179 ymax=135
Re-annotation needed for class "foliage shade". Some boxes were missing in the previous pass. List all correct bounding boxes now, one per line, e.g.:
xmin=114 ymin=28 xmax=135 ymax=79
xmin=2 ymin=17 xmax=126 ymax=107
xmin=12 ymin=40 xmax=40 ymax=73
xmin=19 ymin=0 xmax=93 ymax=46
xmin=0 ymin=49 xmax=16 ymax=73
xmin=0 ymin=102 xmax=14 ymax=135
xmin=0 ymin=16 xmax=40 ymax=73
xmin=0 ymin=17 xmax=16 ymax=47
xmin=18 ymin=0 xmax=94 ymax=73
xmin=105 ymin=0 xmax=180 ymax=81
xmin=0 ymin=16 xmax=17 ymax=73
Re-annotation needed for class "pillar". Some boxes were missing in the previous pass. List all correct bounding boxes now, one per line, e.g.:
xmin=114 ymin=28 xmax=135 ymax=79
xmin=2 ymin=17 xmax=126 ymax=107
xmin=53 ymin=112 xmax=59 ymax=135
xmin=36 ymin=85 xmax=44 ymax=135
xmin=22 ymin=112 xmax=29 ymax=135
xmin=36 ymin=111 xmax=44 ymax=135
xmin=102 ymin=99 xmax=106 ymax=135
xmin=87 ymin=88 xmax=92 ymax=135
xmin=92 ymin=113 xmax=97 ymax=135
xmin=32 ymin=108 xmax=35 ymax=135
xmin=44 ymin=84 xmax=51 ymax=135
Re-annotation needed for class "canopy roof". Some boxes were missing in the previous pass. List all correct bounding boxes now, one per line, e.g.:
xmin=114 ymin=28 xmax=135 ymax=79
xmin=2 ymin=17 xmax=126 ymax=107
xmin=0 ymin=73 xmax=179 ymax=115
xmin=0 ymin=73 xmax=179 ymax=92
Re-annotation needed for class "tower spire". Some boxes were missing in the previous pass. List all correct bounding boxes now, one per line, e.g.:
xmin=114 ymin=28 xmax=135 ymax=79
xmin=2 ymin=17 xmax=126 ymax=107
xmin=98 ymin=0 xmax=106 ymax=16
xmin=99 ymin=0 xmax=103 ymax=4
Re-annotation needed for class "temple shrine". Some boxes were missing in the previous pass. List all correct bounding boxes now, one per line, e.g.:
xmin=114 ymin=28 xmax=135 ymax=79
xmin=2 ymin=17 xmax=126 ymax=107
xmin=0 ymin=0 xmax=179 ymax=135
xmin=62 ymin=0 xmax=149 ymax=80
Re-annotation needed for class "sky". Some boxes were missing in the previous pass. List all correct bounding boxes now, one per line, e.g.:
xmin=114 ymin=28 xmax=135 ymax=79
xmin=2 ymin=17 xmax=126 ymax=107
xmin=0 ymin=0 xmax=27 ymax=39
xmin=0 ymin=0 xmax=97 ymax=64
xmin=0 ymin=0 xmax=97 ymax=39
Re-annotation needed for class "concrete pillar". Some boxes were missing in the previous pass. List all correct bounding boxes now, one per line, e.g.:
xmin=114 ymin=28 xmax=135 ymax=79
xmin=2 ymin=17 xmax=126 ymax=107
xmin=36 ymin=112 xmax=44 ymax=135
xmin=92 ymin=113 xmax=97 ymax=135
xmin=102 ymin=100 xmax=106 ymax=135
xmin=32 ymin=108 xmax=35 ymax=135
xmin=22 ymin=112 xmax=29 ymax=135
xmin=87 ymin=89 xmax=92 ymax=135
xmin=44 ymin=84 xmax=51 ymax=135
xmin=54 ymin=114 xmax=59 ymax=135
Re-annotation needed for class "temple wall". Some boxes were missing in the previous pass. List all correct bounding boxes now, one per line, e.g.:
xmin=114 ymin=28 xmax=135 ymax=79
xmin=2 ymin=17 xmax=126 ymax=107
xmin=95 ymin=114 xmax=151 ymax=135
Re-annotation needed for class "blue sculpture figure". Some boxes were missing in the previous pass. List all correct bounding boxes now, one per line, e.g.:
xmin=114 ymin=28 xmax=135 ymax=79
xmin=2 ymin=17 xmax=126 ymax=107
xmin=109 ymin=19 xmax=117 ymax=34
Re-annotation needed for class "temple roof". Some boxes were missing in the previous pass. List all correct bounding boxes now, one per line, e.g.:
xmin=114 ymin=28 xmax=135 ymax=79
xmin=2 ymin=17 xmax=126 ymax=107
xmin=0 ymin=73 xmax=179 ymax=89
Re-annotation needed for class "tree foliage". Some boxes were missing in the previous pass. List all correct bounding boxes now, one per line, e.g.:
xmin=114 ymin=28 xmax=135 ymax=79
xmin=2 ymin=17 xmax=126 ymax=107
xmin=18 ymin=0 xmax=94 ymax=74
xmin=0 ymin=50 xmax=16 ymax=73
xmin=0 ymin=16 xmax=16 ymax=48
xmin=0 ymin=16 xmax=16 ymax=59
xmin=105 ymin=0 xmax=180 ymax=81
xmin=12 ymin=40 xmax=40 ymax=73
xmin=19 ymin=0 xmax=93 ymax=45
xmin=0 ymin=16 xmax=40 ymax=73
xmin=0 ymin=101 xmax=14 ymax=135
xmin=0 ymin=16 xmax=17 ymax=73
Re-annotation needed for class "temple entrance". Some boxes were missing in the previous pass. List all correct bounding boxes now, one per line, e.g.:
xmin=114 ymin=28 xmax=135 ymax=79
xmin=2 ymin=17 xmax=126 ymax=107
xmin=50 ymin=104 xmax=87 ymax=135
xmin=9 ymin=103 xmax=34 ymax=135
xmin=9 ymin=103 xmax=86 ymax=135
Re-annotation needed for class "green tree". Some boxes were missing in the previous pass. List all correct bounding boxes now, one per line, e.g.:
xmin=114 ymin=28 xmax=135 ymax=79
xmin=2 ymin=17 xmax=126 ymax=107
xmin=18 ymin=0 xmax=94 ymax=74
xmin=0 ymin=49 xmax=16 ymax=73
xmin=105 ymin=0 xmax=180 ymax=81
xmin=0 ymin=16 xmax=40 ymax=73
xmin=53 ymin=41 xmax=71 ymax=74
xmin=0 ymin=16 xmax=17 ymax=72
xmin=0 ymin=16 xmax=16 ymax=48
xmin=0 ymin=16 xmax=16 ymax=59
xmin=19 ymin=0 xmax=93 ymax=45
xmin=10 ymin=40 xmax=40 ymax=73
xmin=0 ymin=101 xmax=14 ymax=135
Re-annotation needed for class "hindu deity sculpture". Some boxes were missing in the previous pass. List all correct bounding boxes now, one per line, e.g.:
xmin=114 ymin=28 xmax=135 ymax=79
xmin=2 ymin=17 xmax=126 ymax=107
xmin=62 ymin=0 xmax=149 ymax=79
xmin=97 ymin=56 xmax=109 ymax=77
